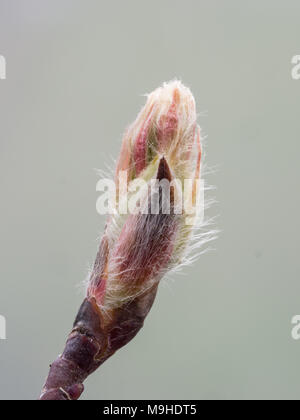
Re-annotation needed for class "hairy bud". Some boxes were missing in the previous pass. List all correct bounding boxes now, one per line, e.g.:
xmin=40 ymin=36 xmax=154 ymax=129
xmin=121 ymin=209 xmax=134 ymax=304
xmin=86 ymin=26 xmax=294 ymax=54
xmin=87 ymin=80 xmax=202 ymax=323
xmin=40 ymin=80 xmax=205 ymax=400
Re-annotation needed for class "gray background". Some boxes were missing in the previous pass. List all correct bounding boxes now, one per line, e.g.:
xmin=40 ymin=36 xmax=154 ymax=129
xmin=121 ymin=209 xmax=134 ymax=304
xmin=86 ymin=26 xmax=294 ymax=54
xmin=0 ymin=0 xmax=299 ymax=400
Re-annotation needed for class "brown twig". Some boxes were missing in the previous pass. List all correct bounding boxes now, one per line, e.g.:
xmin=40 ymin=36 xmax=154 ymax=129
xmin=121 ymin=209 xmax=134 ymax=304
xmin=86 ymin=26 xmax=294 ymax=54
xmin=40 ymin=286 xmax=158 ymax=400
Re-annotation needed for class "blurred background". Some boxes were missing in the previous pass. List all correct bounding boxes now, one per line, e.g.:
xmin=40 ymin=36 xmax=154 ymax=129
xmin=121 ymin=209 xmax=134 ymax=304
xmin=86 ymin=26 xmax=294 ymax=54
xmin=0 ymin=0 xmax=300 ymax=400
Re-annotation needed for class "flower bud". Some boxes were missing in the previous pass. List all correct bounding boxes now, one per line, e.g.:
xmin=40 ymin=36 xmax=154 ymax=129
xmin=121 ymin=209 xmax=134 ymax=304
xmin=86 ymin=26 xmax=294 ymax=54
xmin=40 ymin=81 xmax=206 ymax=400
xmin=115 ymin=80 xmax=199 ymax=184
xmin=88 ymin=80 xmax=202 ymax=324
